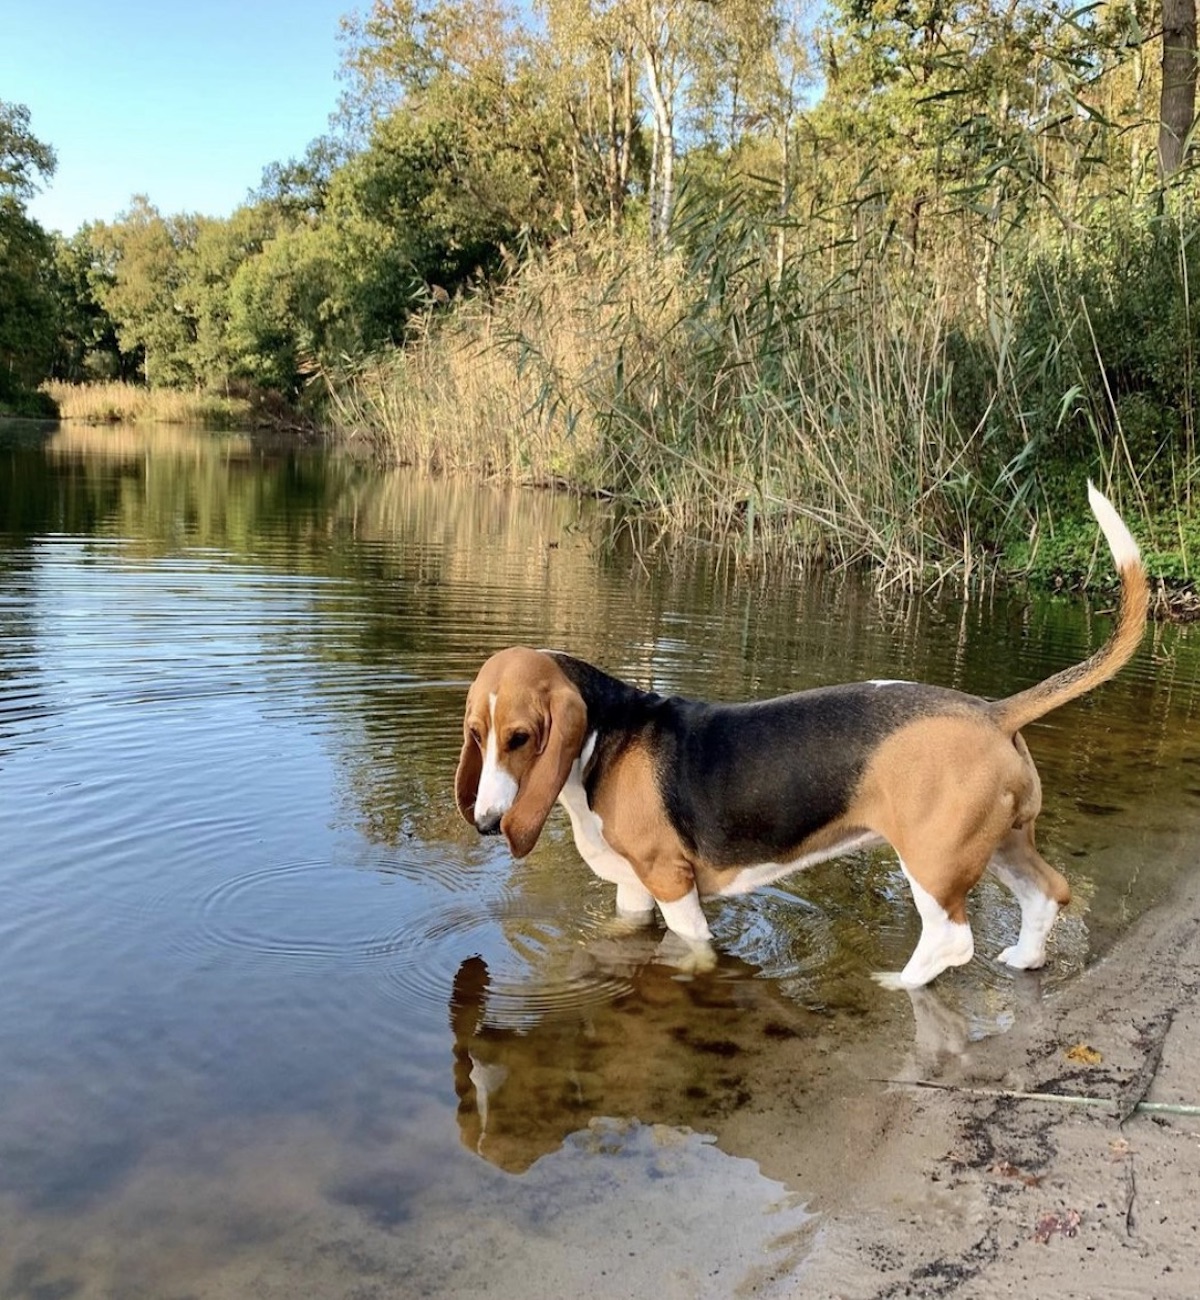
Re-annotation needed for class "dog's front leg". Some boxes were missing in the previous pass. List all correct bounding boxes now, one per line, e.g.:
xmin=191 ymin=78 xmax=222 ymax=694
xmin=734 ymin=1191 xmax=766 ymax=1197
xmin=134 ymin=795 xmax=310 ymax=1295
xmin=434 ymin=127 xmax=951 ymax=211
xmin=633 ymin=855 xmax=713 ymax=944
xmin=656 ymin=887 xmax=713 ymax=943
xmin=615 ymin=878 xmax=656 ymax=918
xmin=653 ymin=882 xmax=716 ymax=974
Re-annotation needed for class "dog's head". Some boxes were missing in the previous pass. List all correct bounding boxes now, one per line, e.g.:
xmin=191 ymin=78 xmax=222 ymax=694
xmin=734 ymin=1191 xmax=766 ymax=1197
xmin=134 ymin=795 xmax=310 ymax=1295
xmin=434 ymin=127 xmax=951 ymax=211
xmin=455 ymin=647 xmax=587 ymax=858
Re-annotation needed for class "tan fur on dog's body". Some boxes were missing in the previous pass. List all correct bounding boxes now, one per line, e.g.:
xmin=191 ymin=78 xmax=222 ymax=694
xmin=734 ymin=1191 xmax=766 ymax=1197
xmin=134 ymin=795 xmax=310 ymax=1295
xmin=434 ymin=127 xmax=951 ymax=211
xmin=456 ymin=485 xmax=1148 ymax=987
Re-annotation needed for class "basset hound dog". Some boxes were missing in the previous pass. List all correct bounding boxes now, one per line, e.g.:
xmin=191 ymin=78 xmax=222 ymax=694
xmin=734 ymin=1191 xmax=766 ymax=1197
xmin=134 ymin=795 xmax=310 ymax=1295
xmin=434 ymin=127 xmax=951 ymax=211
xmin=455 ymin=485 xmax=1148 ymax=988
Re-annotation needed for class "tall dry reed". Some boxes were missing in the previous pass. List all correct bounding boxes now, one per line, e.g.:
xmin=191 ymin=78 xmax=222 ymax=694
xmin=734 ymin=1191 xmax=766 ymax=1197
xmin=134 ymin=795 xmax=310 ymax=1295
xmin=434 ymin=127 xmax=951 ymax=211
xmin=325 ymin=217 xmax=994 ymax=587
xmin=327 ymin=193 xmax=1197 ymax=588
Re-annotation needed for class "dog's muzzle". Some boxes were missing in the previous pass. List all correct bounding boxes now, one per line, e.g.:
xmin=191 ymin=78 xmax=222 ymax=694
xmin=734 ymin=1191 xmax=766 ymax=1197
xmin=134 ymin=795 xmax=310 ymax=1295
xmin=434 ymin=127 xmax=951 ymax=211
xmin=475 ymin=811 xmax=502 ymax=836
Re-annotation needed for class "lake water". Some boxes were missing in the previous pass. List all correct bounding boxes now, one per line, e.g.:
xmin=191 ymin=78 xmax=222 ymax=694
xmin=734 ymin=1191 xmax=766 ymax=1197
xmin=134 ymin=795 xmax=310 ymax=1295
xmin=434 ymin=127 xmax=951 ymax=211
xmin=1 ymin=422 xmax=1198 ymax=1299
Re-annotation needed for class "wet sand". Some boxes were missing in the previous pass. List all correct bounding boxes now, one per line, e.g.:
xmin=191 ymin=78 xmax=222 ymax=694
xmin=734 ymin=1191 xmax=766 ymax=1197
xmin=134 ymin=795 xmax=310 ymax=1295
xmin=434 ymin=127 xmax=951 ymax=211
xmin=780 ymin=859 xmax=1200 ymax=1299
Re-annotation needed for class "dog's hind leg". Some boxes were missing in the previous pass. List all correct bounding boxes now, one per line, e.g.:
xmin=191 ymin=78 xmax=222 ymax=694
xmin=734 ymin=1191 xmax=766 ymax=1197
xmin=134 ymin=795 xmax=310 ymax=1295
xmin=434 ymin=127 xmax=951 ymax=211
xmin=874 ymin=858 xmax=977 ymax=990
xmin=988 ymin=823 xmax=1070 ymax=970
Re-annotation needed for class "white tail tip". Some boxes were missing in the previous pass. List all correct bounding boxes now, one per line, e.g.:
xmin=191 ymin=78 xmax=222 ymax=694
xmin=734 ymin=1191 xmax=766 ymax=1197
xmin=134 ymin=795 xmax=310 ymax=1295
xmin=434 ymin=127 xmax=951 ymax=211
xmin=1087 ymin=481 xmax=1141 ymax=571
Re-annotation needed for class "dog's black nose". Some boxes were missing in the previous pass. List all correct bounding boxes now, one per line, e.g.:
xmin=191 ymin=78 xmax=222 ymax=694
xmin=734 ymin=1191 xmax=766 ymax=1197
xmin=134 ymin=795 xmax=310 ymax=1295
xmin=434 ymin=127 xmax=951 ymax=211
xmin=475 ymin=811 xmax=502 ymax=836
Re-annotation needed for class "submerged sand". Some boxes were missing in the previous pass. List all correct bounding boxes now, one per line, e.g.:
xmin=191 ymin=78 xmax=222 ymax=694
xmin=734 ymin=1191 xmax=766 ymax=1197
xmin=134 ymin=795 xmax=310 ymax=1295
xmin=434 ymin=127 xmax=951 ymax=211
xmin=5 ymin=863 xmax=1197 ymax=1299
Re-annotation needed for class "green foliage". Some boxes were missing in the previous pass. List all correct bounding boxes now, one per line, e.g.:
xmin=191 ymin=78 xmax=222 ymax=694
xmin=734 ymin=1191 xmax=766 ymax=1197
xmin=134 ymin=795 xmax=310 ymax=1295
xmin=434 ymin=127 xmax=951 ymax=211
xmin=0 ymin=198 xmax=57 ymax=399
xmin=88 ymin=198 xmax=201 ymax=387
xmin=0 ymin=100 xmax=56 ymax=200
xmin=968 ymin=203 xmax=1200 ymax=517
xmin=227 ymin=223 xmax=339 ymax=392
xmin=1004 ymin=500 xmax=1200 ymax=586
xmin=50 ymin=227 xmax=127 ymax=382
xmin=0 ymin=100 xmax=58 ymax=406
xmin=18 ymin=1 xmax=1200 ymax=586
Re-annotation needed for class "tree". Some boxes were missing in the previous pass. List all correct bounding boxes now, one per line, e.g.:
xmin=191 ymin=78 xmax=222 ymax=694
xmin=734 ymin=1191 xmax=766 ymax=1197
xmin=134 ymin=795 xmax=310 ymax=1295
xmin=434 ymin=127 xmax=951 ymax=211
xmin=1160 ymin=0 xmax=1198 ymax=179
xmin=0 ymin=101 xmax=56 ymax=200
xmin=696 ymin=0 xmax=817 ymax=275
xmin=538 ymin=0 xmax=641 ymax=230
xmin=0 ymin=100 xmax=58 ymax=407
xmin=0 ymin=204 xmax=56 ymax=401
xmin=49 ymin=227 xmax=127 ymax=382
xmin=253 ymin=136 xmax=343 ymax=223
xmin=90 ymin=197 xmax=200 ymax=387
xmin=227 ymin=222 xmax=340 ymax=392
xmin=335 ymin=0 xmax=580 ymax=278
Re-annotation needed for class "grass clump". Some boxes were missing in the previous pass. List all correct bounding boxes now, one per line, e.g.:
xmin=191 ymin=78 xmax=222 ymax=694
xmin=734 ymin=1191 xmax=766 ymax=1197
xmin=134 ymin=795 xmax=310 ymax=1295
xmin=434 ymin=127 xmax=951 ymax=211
xmin=45 ymin=381 xmax=258 ymax=429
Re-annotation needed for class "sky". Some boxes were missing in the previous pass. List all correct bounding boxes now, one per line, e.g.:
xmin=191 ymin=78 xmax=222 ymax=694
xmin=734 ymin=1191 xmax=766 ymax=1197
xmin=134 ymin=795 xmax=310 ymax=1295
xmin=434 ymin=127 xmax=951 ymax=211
xmin=3 ymin=0 xmax=352 ymax=235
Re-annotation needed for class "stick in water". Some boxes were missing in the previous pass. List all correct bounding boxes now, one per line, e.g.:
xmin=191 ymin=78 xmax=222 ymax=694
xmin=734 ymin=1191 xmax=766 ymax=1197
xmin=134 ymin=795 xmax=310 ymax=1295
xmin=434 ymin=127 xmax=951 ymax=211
xmin=875 ymin=1078 xmax=1200 ymax=1118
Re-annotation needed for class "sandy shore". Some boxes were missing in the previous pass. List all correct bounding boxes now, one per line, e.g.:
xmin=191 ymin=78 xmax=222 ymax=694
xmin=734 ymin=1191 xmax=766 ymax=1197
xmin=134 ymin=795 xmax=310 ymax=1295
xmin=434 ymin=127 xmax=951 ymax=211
xmin=780 ymin=863 xmax=1200 ymax=1299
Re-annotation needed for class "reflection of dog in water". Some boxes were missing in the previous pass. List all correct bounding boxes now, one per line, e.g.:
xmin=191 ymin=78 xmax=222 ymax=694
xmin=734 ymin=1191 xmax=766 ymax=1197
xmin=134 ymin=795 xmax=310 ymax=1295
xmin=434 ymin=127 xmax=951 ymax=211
xmin=449 ymin=941 xmax=816 ymax=1172
xmin=449 ymin=939 xmax=991 ymax=1173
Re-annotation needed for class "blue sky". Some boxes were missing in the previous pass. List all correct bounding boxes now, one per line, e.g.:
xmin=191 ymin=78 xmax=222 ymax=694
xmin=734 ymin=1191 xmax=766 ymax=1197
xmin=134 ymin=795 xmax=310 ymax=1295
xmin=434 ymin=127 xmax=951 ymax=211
xmin=3 ymin=0 xmax=351 ymax=234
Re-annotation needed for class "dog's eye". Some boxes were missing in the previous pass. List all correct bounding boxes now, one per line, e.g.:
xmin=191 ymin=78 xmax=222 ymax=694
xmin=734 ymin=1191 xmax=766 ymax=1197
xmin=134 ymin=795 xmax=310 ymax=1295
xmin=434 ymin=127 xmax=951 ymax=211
xmin=506 ymin=730 xmax=530 ymax=752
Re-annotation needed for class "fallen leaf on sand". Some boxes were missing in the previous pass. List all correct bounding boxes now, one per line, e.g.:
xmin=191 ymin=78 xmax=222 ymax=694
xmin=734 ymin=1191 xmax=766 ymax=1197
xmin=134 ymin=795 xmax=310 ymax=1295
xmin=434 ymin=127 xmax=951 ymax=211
xmin=1109 ymin=1137 xmax=1132 ymax=1161
xmin=1034 ymin=1208 xmax=1082 ymax=1244
xmin=989 ymin=1160 xmax=1044 ymax=1188
xmin=1065 ymin=1043 xmax=1103 ymax=1065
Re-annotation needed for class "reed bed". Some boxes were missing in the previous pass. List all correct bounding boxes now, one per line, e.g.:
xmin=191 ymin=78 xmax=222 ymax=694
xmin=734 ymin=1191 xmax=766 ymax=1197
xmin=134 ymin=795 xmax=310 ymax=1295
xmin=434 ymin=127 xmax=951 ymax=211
xmin=325 ymin=239 xmax=685 ymax=492
xmin=326 ymin=223 xmax=994 ymax=589
xmin=45 ymin=381 xmax=256 ymax=428
xmin=326 ymin=197 xmax=1200 ymax=589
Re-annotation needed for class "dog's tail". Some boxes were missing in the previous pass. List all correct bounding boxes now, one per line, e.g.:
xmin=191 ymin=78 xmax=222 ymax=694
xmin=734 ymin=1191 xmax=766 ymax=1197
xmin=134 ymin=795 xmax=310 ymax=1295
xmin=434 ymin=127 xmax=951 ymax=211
xmin=990 ymin=483 xmax=1148 ymax=736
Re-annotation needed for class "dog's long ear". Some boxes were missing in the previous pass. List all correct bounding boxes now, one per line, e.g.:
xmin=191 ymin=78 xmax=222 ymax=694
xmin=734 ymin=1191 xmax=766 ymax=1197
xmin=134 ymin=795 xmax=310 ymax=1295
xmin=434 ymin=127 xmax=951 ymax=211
xmin=455 ymin=731 xmax=482 ymax=824
xmin=501 ymin=684 xmax=586 ymax=859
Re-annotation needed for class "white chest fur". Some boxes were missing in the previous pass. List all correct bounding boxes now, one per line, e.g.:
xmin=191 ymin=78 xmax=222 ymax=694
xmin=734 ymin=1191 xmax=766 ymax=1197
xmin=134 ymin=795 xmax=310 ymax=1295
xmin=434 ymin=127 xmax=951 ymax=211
xmin=556 ymin=738 xmax=639 ymax=887
xmin=555 ymin=736 xmax=656 ymax=916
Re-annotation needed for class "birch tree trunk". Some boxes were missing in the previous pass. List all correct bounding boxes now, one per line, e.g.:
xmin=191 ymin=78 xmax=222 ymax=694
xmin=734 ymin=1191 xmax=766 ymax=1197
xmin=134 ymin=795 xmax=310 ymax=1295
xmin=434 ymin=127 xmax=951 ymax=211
xmin=642 ymin=40 xmax=675 ymax=248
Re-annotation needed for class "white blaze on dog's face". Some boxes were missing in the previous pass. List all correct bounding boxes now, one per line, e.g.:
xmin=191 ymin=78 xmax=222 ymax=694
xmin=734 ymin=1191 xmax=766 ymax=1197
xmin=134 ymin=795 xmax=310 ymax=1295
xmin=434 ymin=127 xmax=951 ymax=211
xmin=455 ymin=648 xmax=587 ymax=858
xmin=472 ymin=692 xmax=523 ymax=828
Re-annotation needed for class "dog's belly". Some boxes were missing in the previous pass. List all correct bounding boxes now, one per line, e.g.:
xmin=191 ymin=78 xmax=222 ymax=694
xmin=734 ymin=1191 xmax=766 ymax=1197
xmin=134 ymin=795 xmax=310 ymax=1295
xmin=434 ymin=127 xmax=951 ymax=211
xmin=708 ymin=832 xmax=883 ymax=897
xmin=559 ymin=761 xmax=883 ymax=900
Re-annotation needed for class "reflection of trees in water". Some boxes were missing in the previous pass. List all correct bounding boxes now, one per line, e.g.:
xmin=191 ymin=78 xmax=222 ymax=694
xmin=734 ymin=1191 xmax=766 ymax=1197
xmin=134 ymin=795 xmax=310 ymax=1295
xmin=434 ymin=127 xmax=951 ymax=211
xmin=0 ymin=552 xmax=42 ymax=764
xmin=7 ymin=427 xmax=1200 ymax=895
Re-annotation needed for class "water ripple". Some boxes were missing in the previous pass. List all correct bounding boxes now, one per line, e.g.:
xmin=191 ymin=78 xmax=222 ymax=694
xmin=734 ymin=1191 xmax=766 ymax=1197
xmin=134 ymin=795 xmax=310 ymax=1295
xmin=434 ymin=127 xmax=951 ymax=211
xmin=179 ymin=859 xmax=411 ymax=969
xmin=377 ymin=892 xmax=635 ymax=1023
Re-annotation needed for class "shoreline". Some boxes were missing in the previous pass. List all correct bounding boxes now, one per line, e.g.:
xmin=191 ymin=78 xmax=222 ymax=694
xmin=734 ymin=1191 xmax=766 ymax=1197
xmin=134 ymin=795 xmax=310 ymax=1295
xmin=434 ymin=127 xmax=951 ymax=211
xmin=6 ymin=405 xmax=1198 ymax=609
xmin=782 ymin=846 xmax=1200 ymax=1298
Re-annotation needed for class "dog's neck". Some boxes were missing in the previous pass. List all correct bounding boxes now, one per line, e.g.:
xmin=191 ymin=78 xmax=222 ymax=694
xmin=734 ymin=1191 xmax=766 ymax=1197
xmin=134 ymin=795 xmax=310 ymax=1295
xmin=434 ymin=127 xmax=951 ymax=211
xmin=546 ymin=653 xmax=669 ymax=790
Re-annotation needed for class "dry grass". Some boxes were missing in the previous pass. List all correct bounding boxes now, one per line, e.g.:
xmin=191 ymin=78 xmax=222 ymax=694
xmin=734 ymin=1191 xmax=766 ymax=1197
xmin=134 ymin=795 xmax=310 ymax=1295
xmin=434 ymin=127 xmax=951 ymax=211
xmin=325 ymin=237 xmax=687 ymax=493
xmin=44 ymin=381 xmax=255 ymax=428
xmin=325 ymin=225 xmax=994 ymax=589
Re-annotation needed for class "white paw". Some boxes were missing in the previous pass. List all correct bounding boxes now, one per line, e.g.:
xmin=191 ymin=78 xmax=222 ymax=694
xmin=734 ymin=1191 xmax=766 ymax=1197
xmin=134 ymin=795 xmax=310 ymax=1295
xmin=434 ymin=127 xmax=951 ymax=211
xmin=655 ymin=935 xmax=718 ymax=976
xmin=872 ymin=970 xmax=916 ymax=991
xmin=996 ymin=944 xmax=1045 ymax=970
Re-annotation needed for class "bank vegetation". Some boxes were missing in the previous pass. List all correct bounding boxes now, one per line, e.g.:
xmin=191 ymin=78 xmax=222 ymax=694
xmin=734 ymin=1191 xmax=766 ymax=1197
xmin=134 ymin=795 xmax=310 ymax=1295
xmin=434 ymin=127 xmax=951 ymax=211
xmin=4 ymin=1 xmax=1200 ymax=588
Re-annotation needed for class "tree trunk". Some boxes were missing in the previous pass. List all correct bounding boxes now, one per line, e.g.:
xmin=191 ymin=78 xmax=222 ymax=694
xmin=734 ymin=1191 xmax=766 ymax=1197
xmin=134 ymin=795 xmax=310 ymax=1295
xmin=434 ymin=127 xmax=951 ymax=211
xmin=602 ymin=51 xmax=633 ymax=231
xmin=605 ymin=57 xmax=621 ymax=229
xmin=776 ymin=126 xmax=790 ymax=284
xmin=642 ymin=44 xmax=675 ymax=248
xmin=618 ymin=56 xmax=633 ymax=219
xmin=1159 ymin=0 xmax=1198 ymax=180
xmin=648 ymin=111 xmax=661 ymax=244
